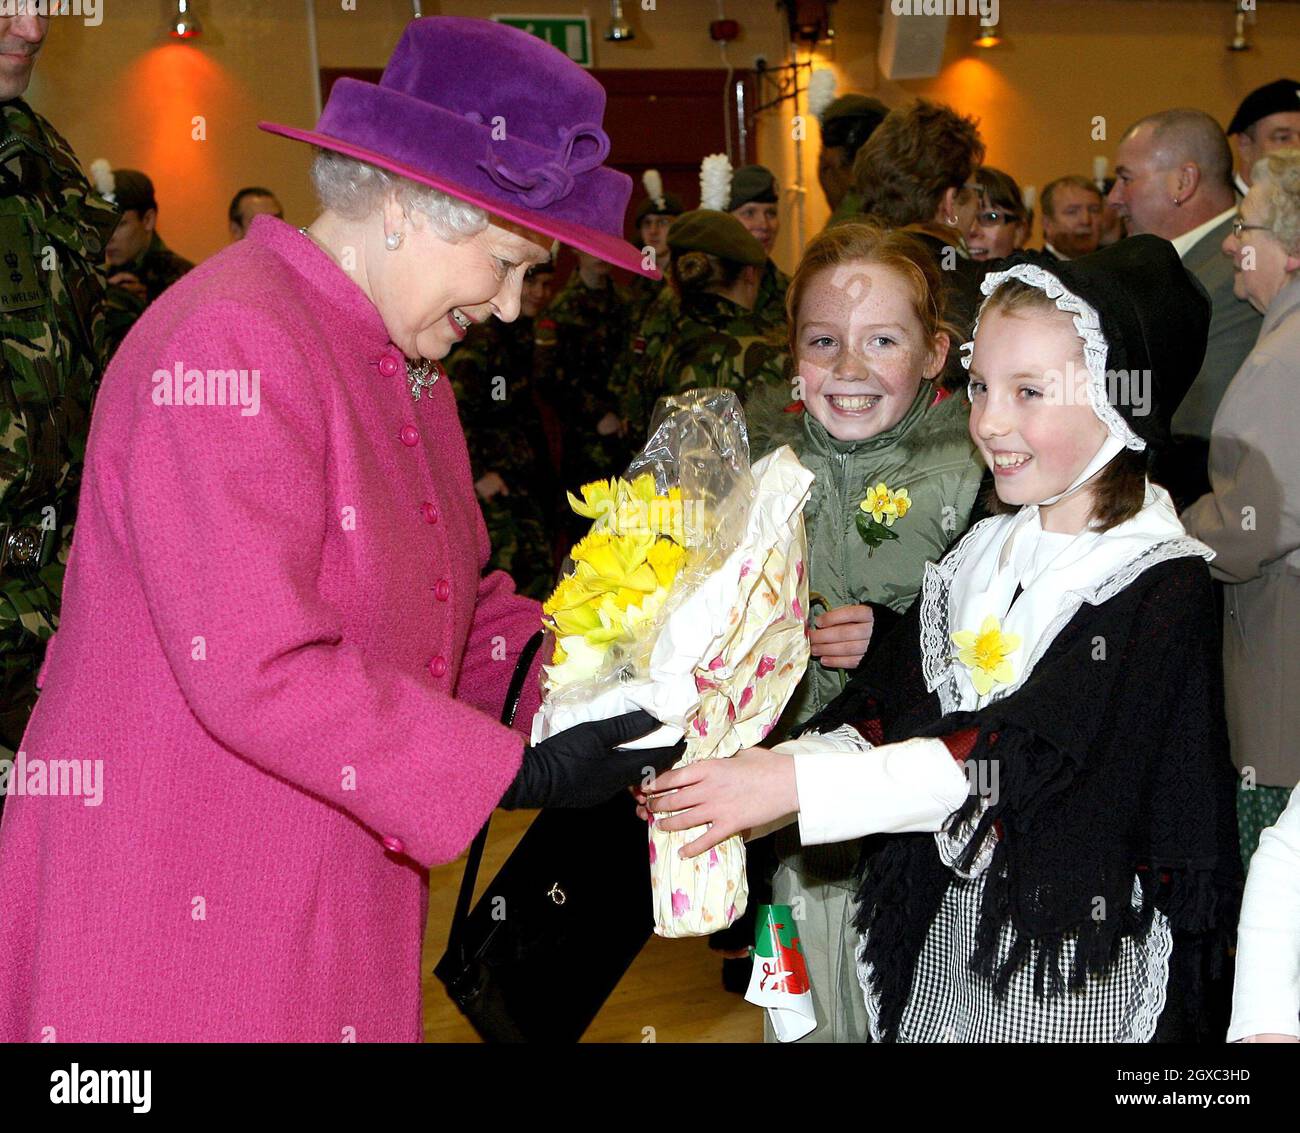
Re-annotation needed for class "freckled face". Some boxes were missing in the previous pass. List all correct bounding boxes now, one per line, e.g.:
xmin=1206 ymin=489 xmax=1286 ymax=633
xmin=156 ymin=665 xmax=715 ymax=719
xmin=795 ymin=262 xmax=947 ymax=442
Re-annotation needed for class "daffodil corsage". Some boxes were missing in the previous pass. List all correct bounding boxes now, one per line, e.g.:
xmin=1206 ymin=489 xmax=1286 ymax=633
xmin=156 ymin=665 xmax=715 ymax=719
xmin=951 ymin=615 xmax=1022 ymax=697
xmin=856 ymin=481 xmax=910 ymax=554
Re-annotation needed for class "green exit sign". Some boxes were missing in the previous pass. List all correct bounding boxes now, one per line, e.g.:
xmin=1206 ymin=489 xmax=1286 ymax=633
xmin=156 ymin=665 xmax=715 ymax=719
xmin=493 ymin=14 xmax=592 ymax=68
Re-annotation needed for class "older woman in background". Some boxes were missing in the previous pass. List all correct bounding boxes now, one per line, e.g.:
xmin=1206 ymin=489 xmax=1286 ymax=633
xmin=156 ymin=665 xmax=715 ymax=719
xmin=1182 ymin=149 xmax=1300 ymax=870
xmin=0 ymin=17 xmax=678 ymax=1042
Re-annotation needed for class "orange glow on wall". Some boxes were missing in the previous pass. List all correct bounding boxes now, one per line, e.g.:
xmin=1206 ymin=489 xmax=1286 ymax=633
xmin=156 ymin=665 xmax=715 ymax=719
xmin=113 ymin=44 xmax=247 ymax=260
xmin=929 ymin=57 xmax=1023 ymax=171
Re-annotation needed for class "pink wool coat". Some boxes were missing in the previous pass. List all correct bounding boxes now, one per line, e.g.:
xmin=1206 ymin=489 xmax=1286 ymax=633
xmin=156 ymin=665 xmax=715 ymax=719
xmin=0 ymin=216 xmax=544 ymax=1042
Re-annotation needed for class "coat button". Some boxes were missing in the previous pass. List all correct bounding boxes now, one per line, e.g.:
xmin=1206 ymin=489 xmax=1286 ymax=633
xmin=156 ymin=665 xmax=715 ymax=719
xmin=399 ymin=425 xmax=419 ymax=446
xmin=421 ymin=501 xmax=440 ymax=524
xmin=428 ymin=654 xmax=448 ymax=678
xmin=378 ymin=353 xmax=401 ymax=378
xmin=381 ymin=835 xmax=405 ymax=854
xmin=434 ymin=578 xmax=451 ymax=602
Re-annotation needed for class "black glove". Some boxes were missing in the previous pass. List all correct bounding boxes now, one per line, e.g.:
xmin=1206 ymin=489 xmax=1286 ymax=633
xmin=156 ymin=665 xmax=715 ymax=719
xmin=500 ymin=709 xmax=684 ymax=810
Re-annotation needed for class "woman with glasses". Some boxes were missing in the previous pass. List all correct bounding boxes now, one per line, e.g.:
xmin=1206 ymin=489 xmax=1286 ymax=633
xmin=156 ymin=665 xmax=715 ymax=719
xmin=967 ymin=167 xmax=1030 ymax=262
xmin=1182 ymin=149 xmax=1300 ymax=930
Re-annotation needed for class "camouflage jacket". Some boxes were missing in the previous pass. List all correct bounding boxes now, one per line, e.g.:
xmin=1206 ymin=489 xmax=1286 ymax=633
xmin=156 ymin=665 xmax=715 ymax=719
xmin=118 ymin=231 xmax=194 ymax=304
xmin=611 ymin=283 xmax=679 ymax=445
xmin=540 ymin=272 xmax=633 ymax=480
xmin=647 ymin=290 xmax=791 ymax=407
xmin=446 ymin=314 xmax=557 ymax=598
xmin=0 ymin=99 xmax=117 ymax=746
xmin=625 ymin=270 xmax=668 ymax=330
xmin=445 ymin=314 xmax=546 ymax=486
xmin=542 ymin=272 xmax=631 ymax=415
xmin=756 ymin=257 xmax=791 ymax=328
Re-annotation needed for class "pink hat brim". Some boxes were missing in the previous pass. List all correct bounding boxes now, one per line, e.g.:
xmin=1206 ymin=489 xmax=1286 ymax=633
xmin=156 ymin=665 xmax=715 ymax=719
xmin=259 ymin=121 xmax=660 ymax=279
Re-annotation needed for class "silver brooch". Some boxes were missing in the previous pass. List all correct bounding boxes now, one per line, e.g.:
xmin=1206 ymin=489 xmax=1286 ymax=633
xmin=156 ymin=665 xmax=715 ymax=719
xmin=406 ymin=358 xmax=441 ymax=402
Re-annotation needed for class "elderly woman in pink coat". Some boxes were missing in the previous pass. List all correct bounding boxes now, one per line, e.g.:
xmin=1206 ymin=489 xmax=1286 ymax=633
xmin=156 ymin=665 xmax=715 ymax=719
xmin=0 ymin=17 xmax=675 ymax=1042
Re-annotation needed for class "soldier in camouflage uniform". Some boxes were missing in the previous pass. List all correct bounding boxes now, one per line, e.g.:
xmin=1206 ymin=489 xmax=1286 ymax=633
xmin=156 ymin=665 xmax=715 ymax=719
xmin=541 ymin=250 xmax=633 ymax=537
xmin=608 ymin=174 xmax=682 ymax=450
xmin=817 ymin=94 xmax=887 ymax=231
xmin=615 ymin=282 xmax=679 ymax=446
xmin=101 ymin=169 xmax=193 ymax=332
xmin=645 ymin=210 xmax=790 ymax=411
xmin=625 ymin=171 xmax=682 ymax=328
xmin=446 ymin=261 xmax=558 ymax=600
xmin=726 ymin=164 xmax=791 ymax=327
xmin=1 ymin=14 xmax=118 ymax=771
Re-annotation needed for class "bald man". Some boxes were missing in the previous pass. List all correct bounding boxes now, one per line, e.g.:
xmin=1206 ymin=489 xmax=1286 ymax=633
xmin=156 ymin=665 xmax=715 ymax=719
xmin=1109 ymin=108 xmax=1263 ymax=503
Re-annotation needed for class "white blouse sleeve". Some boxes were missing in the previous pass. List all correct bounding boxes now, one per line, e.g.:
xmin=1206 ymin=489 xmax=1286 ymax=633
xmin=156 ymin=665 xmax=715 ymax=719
xmin=773 ymin=728 xmax=970 ymax=846
xmin=1227 ymin=783 xmax=1300 ymax=1042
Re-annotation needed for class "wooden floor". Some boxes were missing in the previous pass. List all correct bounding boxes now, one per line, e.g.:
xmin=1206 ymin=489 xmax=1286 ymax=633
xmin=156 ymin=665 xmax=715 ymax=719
xmin=421 ymin=807 xmax=762 ymax=1043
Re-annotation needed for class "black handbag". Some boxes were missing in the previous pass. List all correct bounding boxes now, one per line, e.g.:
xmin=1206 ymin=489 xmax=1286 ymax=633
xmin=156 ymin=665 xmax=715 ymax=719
xmin=434 ymin=630 xmax=655 ymax=1043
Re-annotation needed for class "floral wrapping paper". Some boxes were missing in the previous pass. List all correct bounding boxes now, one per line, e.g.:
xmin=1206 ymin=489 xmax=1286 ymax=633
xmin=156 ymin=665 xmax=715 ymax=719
xmin=649 ymin=447 xmax=812 ymax=938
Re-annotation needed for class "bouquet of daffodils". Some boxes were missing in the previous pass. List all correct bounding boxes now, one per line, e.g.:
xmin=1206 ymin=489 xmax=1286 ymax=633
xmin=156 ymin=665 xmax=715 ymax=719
xmin=532 ymin=389 xmax=813 ymax=938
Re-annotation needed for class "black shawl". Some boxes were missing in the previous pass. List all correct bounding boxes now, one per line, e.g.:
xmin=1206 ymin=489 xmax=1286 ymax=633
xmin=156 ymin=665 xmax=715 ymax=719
xmin=802 ymin=555 xmax=1242 ymax=1042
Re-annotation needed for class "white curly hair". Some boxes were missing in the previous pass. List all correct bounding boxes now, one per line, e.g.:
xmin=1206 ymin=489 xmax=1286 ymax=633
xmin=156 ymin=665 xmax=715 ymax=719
xmin=1252 ymin=148 xmax=1300 ymax=256
xmin=309 ymin=149 xmax=489 ymax=242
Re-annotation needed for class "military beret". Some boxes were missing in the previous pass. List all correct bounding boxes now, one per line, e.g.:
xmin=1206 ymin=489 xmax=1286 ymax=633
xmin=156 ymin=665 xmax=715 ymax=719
xmin=1227 ymin=78 xmax=1300 ymax=136
xmin=635 ymin=191 xmax=685 ymax=226
xmin=110 ymin=169 xmax=158 ymax=215
xmin=820 ymin=94 xmax=889 ymax=153
xmin=728 ymin=165 xmax=779 ymax=211
xmin=667 ymin=209 xmax=766 ymax=266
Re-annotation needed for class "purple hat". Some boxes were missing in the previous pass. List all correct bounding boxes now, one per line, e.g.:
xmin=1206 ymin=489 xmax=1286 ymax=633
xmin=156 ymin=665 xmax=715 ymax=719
xmin=261 ymin=16 xmax=655 ymax=278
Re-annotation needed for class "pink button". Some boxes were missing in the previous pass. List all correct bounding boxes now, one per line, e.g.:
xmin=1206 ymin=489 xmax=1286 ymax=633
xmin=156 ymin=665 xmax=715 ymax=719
xmin=399 ymin=425 xmax=419 ymax=447
xmin=381 ymin=835 xmax=405 ymax=854
xmin=421 ymin=501 xmax=440 ymax=524
xmin=377 ymin=354 xmax=400 ymax=378
xmin=434 ymin=578 xmax=451 ymax=602
xmin=428 ymin=654 xmax=447 ymax=678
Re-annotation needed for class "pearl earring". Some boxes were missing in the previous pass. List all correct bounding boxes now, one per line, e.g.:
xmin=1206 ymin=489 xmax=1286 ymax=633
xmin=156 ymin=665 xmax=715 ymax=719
xmin=385 ymin=231 xmax=404 ymax=250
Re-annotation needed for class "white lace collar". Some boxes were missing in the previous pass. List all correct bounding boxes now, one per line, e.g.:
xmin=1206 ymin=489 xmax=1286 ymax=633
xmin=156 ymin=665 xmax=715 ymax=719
xmin=920 ymin=481 xmax=1214 ymax=714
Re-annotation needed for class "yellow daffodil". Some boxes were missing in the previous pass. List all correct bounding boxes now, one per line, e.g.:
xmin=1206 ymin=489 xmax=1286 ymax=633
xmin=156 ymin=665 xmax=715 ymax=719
xmin=544 ymin=634 xmax=608 ymax=686
xmin=545 ymin=475 xmax=694 ymax=689
xmin=548 ymin=598 xmax=604 ymax=639
xmin=626 ymin=474 xmax=659 ymax=504
xmin=951 ymin=615 xmax=1022 ymax=696
xmin=647 ymin=537 xmax=686 ymax=588
xmin=571 ymin=531 xmax=659 ymax=594
xmin=566 ymin=478 xmax=619 ymax=522
xmin=860 ymin=482 xmax=911 ymax=527
xmin=542 ymin=572 xmax=603 ymax=616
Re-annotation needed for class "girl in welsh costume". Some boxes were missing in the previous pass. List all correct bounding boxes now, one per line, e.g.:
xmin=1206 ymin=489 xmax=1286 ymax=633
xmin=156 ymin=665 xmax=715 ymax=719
xmin=644 ymin=236 xmax=1242 ymax=1042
